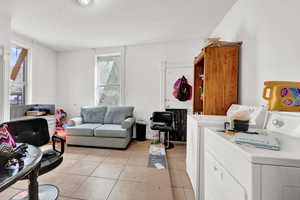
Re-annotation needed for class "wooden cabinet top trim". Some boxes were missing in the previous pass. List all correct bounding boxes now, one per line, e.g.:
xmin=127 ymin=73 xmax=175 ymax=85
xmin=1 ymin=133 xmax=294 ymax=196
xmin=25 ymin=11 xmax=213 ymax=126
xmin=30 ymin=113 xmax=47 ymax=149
xmin=194 ymin=41 xmax=242 ymax=65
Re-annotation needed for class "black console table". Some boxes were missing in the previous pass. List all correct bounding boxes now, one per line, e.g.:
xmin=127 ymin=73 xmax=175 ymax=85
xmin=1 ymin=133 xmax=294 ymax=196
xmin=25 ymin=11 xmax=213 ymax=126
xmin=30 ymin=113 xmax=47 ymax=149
xmin=0 ymin=144 xmax=42 ymax=200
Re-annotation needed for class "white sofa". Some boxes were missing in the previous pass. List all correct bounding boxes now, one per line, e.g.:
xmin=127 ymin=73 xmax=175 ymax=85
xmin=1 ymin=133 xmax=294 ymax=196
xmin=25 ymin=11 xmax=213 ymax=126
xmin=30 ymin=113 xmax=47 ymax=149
xmin=65 ymin=106 xmax=135 ymax=149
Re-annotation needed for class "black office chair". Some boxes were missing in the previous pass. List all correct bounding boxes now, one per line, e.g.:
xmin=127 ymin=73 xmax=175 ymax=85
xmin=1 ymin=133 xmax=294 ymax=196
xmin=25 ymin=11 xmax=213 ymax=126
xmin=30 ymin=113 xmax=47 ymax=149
xmin=4 ymin=118 xmax=65 ymax=200
xmin=150 ymin=111 xmax=174 ymax=149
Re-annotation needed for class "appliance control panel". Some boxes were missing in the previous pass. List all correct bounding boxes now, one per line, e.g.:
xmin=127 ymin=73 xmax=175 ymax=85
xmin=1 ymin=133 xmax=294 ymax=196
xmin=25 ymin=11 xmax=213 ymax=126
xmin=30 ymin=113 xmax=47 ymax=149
xmin=267 ymin=111 xmax=300 ymax=137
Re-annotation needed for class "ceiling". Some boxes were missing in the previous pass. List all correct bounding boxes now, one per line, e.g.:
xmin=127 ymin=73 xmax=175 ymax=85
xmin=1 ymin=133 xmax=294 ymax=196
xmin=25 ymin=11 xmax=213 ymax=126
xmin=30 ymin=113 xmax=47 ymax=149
xmin=7 ymin=0 xmax=237 ymax=51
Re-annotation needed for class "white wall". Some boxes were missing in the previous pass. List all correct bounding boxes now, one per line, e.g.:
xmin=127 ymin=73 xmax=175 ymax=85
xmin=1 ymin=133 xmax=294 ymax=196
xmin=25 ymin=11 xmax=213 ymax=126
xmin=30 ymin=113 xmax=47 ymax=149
xmin=211 ymin=0 xmax=300 ymax=106
xmin=56 ymin=40 xmax=202 ymax=138
xmin=125 ymin=41 xmax=202 ymax=137
xmin=0 ymin=14 xmax=11 ymax=122
xmin=0 ymin=16 xmax=10 ymax=45
xmin=57 ymin=49 xmax=95 ymax=116
xmin=12 ymin=33 xmax=57 ymax=105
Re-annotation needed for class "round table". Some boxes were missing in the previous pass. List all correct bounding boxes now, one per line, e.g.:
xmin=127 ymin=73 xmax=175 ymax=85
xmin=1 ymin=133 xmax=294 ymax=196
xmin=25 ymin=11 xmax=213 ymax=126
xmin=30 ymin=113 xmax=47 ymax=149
xmin=0 ymin=144 xmax=42 ymax=200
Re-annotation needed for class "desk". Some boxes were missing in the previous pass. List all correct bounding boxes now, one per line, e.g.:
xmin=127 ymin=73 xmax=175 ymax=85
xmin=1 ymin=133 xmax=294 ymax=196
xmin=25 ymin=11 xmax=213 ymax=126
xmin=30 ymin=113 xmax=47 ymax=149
xmin=0 ymin=144 xmax=42 ymax=200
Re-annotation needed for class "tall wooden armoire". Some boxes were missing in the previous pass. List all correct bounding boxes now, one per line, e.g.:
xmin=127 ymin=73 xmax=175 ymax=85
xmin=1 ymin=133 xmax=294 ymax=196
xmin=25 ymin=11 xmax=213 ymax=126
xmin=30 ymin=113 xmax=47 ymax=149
xmin=193 ymin=41 xmax=242 ymax=115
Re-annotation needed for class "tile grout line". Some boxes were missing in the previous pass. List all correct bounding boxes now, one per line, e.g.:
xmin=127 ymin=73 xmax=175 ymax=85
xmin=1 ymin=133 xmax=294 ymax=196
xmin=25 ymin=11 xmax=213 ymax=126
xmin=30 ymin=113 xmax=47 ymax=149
xmin=105 ymin=161 xmax=128 ymax=200
xmin=88 ymin=160 xmax=104 ymax=176
xmin=105 ymin=178 xmax=119 ymax=200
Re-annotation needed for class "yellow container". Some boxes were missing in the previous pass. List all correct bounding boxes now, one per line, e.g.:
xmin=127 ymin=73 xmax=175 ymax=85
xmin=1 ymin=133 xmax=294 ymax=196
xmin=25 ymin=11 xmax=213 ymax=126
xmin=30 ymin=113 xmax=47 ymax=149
xmin=263 ymin=81 xmax=300 ymax=112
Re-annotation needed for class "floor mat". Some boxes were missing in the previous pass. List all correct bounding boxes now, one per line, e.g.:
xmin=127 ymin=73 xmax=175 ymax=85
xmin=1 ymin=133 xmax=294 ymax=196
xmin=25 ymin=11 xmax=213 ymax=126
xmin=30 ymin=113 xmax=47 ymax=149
xmin=148 ymin=144 xmax=166 ymax=169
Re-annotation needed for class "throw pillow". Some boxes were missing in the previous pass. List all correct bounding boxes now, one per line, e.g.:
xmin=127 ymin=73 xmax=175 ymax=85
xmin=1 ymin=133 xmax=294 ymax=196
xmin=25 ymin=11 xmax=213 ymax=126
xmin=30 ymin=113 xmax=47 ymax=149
xmin=81 ymin=106 xmax=107 ymax=124
xmin=0 ymin=124 xmax=16 ymax=153
xmin=104 ymin=106 xmax=134 ymax=124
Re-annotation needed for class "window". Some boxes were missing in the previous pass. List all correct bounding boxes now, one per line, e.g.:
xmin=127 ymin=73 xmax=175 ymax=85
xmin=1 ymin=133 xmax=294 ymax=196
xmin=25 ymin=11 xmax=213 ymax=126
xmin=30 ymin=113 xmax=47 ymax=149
xmin=96 ymin=55 xmax=121 ymax=106
xmin=9 ymin=45 xmax=28 ymax=105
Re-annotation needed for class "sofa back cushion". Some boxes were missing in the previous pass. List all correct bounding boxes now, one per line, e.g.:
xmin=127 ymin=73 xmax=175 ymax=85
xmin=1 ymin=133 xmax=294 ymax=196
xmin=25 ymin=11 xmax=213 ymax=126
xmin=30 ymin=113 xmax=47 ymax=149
xmin=81 ymin=106 xmax=107 ymax=124
xmin=104 ymin=106 xmax=134 ymax=124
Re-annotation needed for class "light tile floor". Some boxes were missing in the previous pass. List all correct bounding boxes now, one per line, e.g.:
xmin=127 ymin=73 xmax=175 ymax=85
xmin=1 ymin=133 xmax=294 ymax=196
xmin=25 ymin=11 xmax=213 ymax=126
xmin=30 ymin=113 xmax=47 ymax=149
xmin=0 ymin=141 xmax=194 ymax=200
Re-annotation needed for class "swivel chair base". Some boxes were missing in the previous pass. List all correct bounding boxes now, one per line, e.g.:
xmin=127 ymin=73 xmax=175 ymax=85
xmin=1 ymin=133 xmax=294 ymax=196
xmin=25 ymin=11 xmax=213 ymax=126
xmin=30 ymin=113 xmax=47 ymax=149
xmin=166 ymin=142 xmax=174 ymax=149
xmin=151 ymin=131 xmax=174 ymax=149
xmin=10 ymin=184 xmax=59 ymax=200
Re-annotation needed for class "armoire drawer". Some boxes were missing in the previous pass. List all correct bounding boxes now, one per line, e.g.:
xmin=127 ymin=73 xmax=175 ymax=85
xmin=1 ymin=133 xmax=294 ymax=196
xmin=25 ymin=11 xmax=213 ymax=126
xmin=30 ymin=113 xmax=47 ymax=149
xmin=205 ymin=151 xmax=246 ymax=200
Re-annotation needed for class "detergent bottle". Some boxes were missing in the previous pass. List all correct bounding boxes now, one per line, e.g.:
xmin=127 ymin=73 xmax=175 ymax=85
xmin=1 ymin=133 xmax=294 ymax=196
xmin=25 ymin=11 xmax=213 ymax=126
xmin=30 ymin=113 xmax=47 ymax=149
xmin=263 ymin=81 xmax=300 ymax=112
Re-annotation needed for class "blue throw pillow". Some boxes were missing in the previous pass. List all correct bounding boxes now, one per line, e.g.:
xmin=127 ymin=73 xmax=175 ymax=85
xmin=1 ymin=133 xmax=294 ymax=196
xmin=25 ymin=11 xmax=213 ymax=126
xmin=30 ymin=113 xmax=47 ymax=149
xmin=104 ymin=106 xmax=134 ymax=124
xmin=81 ymin=106 xmax=107 ymax=124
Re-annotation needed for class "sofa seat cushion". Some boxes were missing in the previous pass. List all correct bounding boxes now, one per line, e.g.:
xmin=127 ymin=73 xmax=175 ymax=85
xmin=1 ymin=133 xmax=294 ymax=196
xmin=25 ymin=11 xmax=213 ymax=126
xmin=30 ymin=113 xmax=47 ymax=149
xmin=94 ymin=124 xmax=129 ymax=138
xmin=65 ymin=124 xmax=102 ymax=136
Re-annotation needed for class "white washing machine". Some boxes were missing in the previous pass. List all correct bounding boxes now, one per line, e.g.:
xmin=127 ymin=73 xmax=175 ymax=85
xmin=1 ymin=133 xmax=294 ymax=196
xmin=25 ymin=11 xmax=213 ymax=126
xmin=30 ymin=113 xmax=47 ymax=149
xmin=204 ymin=111 xmax=300 ymax=200
xmin=186 ymin=105 xmax=267 ymax=200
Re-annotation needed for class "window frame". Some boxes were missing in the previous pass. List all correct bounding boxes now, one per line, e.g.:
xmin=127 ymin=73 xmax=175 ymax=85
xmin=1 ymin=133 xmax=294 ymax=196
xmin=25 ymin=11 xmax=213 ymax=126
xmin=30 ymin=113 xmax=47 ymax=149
xmin=1 ymin=39 xmax=32 ymax=121
xmin=9 ymin=44 xmax=31 ymax=106
xmin=94 ymin=51 xmax=125 ymax=106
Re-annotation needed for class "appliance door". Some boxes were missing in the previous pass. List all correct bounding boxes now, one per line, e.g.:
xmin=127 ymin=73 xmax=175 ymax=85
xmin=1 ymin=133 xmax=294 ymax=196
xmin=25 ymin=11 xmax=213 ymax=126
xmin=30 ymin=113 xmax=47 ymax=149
xmin=186 ymin=115 xmax=201 ymax=199
xmin=186 ymin=115 xmax=225 ymax=200
xmin=262 ymin=165 xmax=300 ymax=200
xmin=205 ymin=151 xmax=246 ymax=200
